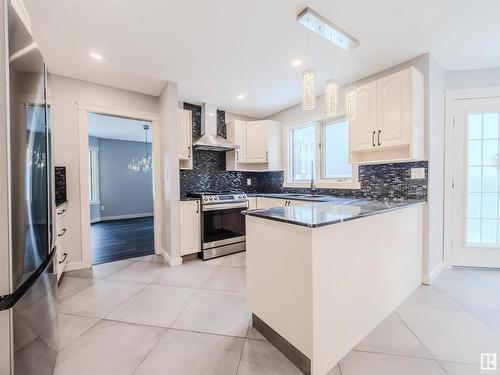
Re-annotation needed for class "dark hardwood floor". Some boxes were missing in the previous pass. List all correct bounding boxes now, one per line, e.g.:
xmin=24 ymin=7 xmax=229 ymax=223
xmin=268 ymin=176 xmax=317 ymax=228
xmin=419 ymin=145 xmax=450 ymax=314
xmin=91 ymin=216 xmax=154 ymax=265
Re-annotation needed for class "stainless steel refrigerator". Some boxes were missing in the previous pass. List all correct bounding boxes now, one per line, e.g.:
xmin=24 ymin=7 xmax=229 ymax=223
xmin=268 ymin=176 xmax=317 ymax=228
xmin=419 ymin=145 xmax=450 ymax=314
xmin=0 ymin=2 xmax=58 ymax=374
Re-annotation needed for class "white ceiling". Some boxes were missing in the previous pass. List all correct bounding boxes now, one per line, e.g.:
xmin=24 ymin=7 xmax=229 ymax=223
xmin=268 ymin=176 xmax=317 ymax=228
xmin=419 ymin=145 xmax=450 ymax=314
xmin=88 ymin=112 xmax=152 ymax=143
xmin=25 ymin=1 xmax=500 ymax=119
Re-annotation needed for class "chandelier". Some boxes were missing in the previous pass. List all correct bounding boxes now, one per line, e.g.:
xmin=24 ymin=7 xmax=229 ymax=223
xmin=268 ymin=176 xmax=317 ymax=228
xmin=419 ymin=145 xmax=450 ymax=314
xmin=128 ymin=124 xmax=152 ymax=172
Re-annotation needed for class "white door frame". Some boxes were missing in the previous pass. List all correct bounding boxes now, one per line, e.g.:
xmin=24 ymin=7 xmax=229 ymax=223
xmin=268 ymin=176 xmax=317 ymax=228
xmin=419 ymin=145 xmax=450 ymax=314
xmin=444 ymin=87 xmax=500 ymax=267
xmin=76 ymin=102 xmax=161 ymax=269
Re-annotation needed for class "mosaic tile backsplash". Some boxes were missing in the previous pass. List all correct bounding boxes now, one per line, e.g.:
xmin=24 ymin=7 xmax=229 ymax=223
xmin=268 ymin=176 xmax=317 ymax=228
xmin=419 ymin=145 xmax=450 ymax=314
xmin=179 ymin=103 xmax=428 ymax=200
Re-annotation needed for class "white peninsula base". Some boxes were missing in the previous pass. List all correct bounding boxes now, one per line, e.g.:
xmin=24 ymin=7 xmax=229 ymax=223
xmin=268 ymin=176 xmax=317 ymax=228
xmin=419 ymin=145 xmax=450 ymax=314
xmin=246 ymin=205 xmax=424 ymax=375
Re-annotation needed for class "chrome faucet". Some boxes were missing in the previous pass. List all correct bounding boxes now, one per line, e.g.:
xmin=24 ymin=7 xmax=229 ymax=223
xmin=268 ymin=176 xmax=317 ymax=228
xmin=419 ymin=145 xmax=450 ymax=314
xmin=310 ymin=161 xmax=316 ymax=195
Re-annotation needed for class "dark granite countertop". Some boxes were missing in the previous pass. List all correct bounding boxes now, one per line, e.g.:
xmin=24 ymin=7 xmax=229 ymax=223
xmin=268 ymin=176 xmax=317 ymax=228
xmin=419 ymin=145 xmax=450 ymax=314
xmin=245 ymin=199 xmax=426 ymax=228
xmin=248 ymin=193 xmax=359 ymax=204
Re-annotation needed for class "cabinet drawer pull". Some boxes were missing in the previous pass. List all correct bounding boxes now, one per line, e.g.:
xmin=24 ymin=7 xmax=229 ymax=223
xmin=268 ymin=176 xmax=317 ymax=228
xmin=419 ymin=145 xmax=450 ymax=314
xmin=236 ymin=150 xmax=239 ymax=161
xmin=187 ymin=145 xmax=191 ymax=159
xmin=196 ymin=201 xmax=199 ymax=213
xmin=372 ymin=131 xmax=376 ymax=147
xmin=377 ymin=130 xmax=381 ymax=146
xmin=265 ymin=151 xmax=268 ymax=162
xmin=58 ymin=252 xmax=68 ymax=264
xmin=57 ymin=209 xmax=66 ymax=216
xmin=58 ymin=228 xmax=67 ymax=237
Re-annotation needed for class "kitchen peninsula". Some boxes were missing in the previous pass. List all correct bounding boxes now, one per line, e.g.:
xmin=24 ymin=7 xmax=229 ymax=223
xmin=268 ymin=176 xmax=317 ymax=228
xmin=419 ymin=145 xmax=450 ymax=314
xmin=245 ymin=199 xmax=425 ymax=375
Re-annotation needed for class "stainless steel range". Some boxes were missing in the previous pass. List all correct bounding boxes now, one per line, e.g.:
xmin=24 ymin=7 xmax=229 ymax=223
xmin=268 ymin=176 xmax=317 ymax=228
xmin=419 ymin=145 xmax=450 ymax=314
xmin=189 ymin=191 xmax=248 ymax=260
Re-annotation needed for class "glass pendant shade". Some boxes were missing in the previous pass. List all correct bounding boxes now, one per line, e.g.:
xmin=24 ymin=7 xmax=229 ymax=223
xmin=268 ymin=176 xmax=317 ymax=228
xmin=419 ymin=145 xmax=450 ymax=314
xmin=324 ymin=79 xmax=339 ymax=117
xmin=128 ymin=124 xmax=153 ymax=172
xmin=302 ymin=68 xmax=316 ymax=111
xmin=345 ymin=87 xmax=357 ymax=120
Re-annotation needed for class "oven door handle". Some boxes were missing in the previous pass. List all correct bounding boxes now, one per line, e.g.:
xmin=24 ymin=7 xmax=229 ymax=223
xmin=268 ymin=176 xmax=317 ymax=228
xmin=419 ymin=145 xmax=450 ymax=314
xmin=202 ymin=202 xmax=248 ymax=211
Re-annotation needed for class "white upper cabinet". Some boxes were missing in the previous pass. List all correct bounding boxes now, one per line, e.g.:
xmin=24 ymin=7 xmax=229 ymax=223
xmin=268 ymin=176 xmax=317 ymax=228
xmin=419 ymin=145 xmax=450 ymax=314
xmin=349 ymin=67 xmax=424 ymax=165
xmin=227 ymin=119 xmax=282 ymax=171
xmin=246 ymin=121 xmax=269 ymax=162
xmin=178 ymin=109 xmax=192 ymax=160
xmin=377 ymin=69 xmax=411 ymax=148
xmin=350 ymin=81 xmax=377 ymax=152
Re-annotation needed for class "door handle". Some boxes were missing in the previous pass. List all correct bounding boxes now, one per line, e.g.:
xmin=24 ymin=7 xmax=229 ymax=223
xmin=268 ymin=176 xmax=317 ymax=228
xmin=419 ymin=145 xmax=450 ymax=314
xmin=58 ymin=252 xmax=68 ymax=264
xmin=377 ymin=130 xmax=381 ymax=146
xmin=372 ymin=131 xmax=376 ymax=147
xmin=236 ymin=150 xmax=239 ymax=161
xmin=196 ymin=201 xmax=199 ymax=213
xmin=187 ymin=145 xmax=191 ymax=159
xmin=265 ymin=151 xmax=268 ymax=162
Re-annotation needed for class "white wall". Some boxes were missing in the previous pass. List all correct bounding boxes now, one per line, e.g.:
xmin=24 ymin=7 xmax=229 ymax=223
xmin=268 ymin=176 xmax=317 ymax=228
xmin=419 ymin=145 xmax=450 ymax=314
xmin=159 ymin=82 xmax=181 ymax=265
xmin=426 ymin=56 xmax=446 ymax=278
xmin=447 ymin=67 xmax=500 ymax=90
xmin=50 ymin=74 xmax=159 ymax=266
xmin=267 ymin=53 xmax=447 ymax=283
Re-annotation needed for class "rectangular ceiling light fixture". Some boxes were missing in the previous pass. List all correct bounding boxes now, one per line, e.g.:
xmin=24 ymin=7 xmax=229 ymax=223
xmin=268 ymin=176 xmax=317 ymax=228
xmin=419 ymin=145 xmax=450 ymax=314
xmin=297 ymin=7 xmax=359 ymax=50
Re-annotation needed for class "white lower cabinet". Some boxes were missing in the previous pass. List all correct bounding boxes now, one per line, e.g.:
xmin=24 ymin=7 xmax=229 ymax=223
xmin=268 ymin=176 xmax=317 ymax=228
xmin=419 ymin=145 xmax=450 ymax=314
xmin=180 ymin=200 xmax=201 ymax=256
xmin=55 ymin=203 xmax=69 ymax=281
xmin=248 ymin=197 xmax=257 ymax=210
xmin=256 ymin=197 xmax=305 ymax=209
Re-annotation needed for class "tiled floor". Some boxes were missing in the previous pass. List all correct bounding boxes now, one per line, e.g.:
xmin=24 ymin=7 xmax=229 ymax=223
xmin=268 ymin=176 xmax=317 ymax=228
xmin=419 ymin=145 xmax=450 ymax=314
xmin=55 ymin=254 xmax=500 ymax=375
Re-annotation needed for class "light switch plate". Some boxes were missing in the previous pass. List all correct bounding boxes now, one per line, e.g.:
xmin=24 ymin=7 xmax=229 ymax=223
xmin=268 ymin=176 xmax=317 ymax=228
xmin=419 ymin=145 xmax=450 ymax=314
xmin=410 ymin=168 xmax=425 ymax=179
xmin=247 ymin=178 xmax=252 ymax=186
xmin=100 ymin=205 xmax=105 ymax=211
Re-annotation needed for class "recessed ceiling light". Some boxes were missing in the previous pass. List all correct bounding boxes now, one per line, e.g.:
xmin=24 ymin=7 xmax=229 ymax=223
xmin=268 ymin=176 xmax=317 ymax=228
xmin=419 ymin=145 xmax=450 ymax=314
xmin=291 ymin=59 xmax=303 ymax=67
xmin=237 ymin=94 xmax=245 ymax=100
xmin=90 ymin=52 xmax=103 ymax=60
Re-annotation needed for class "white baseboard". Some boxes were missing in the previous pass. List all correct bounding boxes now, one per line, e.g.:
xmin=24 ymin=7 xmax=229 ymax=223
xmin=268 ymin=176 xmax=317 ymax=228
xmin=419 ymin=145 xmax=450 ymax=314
xmin=92 ymin=212 xmax=153 ymax=223
xmin=422 ymin=261 xmax=445 ymax=285
xmin=159 ymin=248 xmax=182 ymax=267
xmin=65 ymin=260 xmax=92 ymax=272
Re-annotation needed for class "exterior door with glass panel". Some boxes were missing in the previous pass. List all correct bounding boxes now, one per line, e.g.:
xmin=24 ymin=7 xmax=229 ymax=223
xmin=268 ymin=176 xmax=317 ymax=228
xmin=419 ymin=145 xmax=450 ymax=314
xmin=453 ymin=97 xmax=500 ymax=267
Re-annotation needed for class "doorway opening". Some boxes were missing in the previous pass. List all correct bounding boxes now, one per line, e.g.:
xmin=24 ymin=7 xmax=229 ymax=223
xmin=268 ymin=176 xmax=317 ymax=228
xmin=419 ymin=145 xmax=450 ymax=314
xmin=87 ymin=112 xmax=155 ymax=265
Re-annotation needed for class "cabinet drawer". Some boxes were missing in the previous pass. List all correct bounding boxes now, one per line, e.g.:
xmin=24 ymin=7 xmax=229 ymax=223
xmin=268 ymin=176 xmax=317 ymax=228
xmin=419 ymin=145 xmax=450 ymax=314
xmin=56 ymin=204 xmax=68 ymax=221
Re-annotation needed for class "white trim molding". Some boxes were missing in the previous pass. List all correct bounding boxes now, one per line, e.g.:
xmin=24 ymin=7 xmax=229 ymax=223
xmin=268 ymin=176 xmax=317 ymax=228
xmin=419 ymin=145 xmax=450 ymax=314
xmin=159 ymin=247 xmax=182 ymax=267
xmin=443 ymin=87 xmax=500 ymax=268
xmin=75 ymin=103 xmax=162 ymax=271
xmin=422 ymin=261 xmax=445 ymax=285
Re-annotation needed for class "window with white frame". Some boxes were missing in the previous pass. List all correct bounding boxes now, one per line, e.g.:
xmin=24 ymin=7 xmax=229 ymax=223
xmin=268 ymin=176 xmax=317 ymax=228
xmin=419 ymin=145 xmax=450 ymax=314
xmin=88 ymin=147 xmax=99 ymax=204
xmin=287 ymin=117 xmax=359 ymax=188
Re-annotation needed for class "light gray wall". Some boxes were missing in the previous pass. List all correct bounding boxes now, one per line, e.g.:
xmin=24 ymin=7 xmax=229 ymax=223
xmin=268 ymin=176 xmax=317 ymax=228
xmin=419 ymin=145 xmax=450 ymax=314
xmin=159 ymin=82 xmax=180 ymax=263
xmin=51 ymin=74 xmax=159 ymax=264
xmin=447 ymin=67 xmax=500 ymax=89
xmin=98 ymin=138 xmax=153 ymax=218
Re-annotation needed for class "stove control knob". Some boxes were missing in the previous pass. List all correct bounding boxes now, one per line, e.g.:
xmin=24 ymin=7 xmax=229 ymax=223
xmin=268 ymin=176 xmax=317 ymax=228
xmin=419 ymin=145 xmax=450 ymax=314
xmin=209 ymin=197 xmax=213 ymax=201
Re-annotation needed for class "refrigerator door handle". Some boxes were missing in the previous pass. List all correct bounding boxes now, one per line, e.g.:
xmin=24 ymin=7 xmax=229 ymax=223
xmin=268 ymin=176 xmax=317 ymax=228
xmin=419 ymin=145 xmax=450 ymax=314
xmin=0 ymin=250 xmax=55 ymax=311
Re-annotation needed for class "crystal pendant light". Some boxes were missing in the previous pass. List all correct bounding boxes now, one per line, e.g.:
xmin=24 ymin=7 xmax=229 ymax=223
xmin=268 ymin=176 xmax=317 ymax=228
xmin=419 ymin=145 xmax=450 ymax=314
xmin=345 ymin=87 xmax=357 ymax=120
xmin=301 ymin=15 xmax=316 ymax=111
xmin=302 ymin=68 xmax=316 ymax=111
xmin=324 ymin=77 xmax=338 ymax=117
xmin=128 ymin=124 xmax=153 ymax=172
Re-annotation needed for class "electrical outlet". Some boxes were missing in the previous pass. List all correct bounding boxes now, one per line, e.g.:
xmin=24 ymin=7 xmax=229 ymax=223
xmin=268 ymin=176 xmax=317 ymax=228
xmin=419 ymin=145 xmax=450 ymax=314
xmin=247 ymin=178 xmax=252 ymax=186
xmin=410 ymin=168 xmax=425 ymax=179
xmin=100 ymin=205 xmax=105 ymax=211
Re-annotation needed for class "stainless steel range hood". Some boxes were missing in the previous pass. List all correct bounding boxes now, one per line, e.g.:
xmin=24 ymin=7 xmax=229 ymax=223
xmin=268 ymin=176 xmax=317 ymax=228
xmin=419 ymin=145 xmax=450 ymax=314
xmin=193 ymin=103 xmax=239 ymax=151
